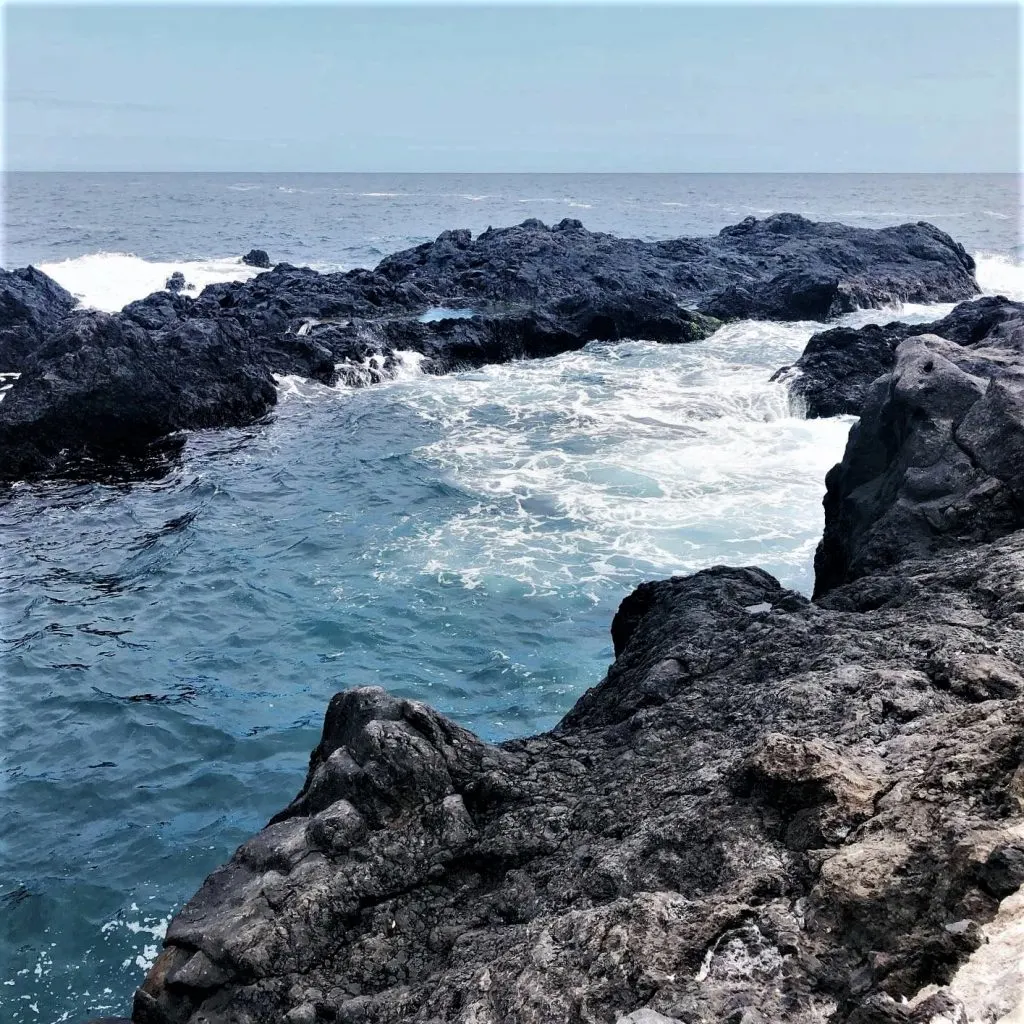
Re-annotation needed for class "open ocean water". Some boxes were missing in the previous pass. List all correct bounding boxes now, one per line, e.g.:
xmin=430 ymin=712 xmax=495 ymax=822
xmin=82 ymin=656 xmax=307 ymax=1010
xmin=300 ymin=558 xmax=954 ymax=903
xmin=1 ymin=173 xmax=1022 ymax=1022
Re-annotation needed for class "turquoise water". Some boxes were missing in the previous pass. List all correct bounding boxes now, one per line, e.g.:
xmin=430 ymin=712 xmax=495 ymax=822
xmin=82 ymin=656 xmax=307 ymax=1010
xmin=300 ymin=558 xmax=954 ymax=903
xmin=1 ymin=173 xmax=1020 ymax=1022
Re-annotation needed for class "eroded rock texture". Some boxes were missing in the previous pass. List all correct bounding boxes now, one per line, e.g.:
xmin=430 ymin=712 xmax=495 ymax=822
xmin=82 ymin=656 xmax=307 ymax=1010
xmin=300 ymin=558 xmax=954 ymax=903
xmin=0 ymin=265 xmax=78 ymax=372
xmin=814 ymin=308 xmax=1024 ymax=595
xmin=0 ymin=214 xmax=978 ymax=481
xmin=132 ymin=547 xmax=1024 ymax=1024
xmin=131 ymin=310 xmax=1024 ymax=1022
xmin=778 ymin=297 xmax=1024 ymax=420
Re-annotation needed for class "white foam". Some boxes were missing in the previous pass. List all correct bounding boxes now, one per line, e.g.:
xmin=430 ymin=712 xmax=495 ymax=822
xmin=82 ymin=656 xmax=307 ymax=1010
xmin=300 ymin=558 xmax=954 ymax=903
xmin=0 ymin=372 xmax=20 ymax=402
xmin=392 ymin=350 xmax=427 ymax=379
xmin=367 ymin=319 xmax=856 ymax=596
xmin=37 ymin=253 xmax=268 ymax=313
xmin=976 ymin=253 xmax=1024 ymax=302
xmin=272 ymin=372 xmax=319 ymax=401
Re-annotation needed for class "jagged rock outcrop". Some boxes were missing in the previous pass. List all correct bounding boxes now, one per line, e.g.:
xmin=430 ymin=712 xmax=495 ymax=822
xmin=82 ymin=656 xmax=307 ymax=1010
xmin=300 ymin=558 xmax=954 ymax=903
xmin=129 ymin=542 xmax=1024 ymax=1024
xmin=377 ymin=215 xmax=977 ymax=322
xmin=814 ymin=314 xmax=1024 ymax=596
xmin=0 ymin=265 xmax=78 ymax=371
xmin=0 ymin=215 xmax=979 ymax=482
xmin=0 ymin=309 xmax=276 ymax=481
xmin=125 ymin=304 xmax=1024 ymax=1023
xmin=165 ymin=272 xmax=188 ymax=294
xmin=777 ymin=296 xmax=1024 ymax=419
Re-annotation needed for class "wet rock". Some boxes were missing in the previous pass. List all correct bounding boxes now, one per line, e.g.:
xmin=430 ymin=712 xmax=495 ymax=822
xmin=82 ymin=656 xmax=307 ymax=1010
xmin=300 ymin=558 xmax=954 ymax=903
xmin=1 ymin=216 xmax=981 ymax=483
xmin=0 ymin=309 xmax=277 ymax=481
xmin=777 ymin=296 xmax=1024 ymax=419
xmin=164 ymin=271 xmax=188 ymax=293
xmin=241 ymin=248 xmax=271 ymax=269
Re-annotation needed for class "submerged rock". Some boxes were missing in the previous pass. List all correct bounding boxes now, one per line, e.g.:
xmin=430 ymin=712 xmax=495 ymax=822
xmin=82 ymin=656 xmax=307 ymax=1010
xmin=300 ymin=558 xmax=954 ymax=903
xmin=0 ymin=215 xmax=980 ymax=482
xmin=241 ymin=248 xmax=271 ymax=269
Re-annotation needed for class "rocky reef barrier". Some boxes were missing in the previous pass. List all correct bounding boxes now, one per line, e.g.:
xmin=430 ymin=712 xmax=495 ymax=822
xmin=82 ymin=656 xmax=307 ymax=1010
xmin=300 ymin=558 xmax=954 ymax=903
xmin=106 ymin=296 xmax=1024 ymax=1024
xmin=0 ymin=213 xmax=978 ymax=482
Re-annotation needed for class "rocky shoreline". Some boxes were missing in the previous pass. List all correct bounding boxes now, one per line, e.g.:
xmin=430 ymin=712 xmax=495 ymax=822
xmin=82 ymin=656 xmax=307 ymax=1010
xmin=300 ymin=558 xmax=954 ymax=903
xmin=117 ymin=307 xmax=1024 ymax=1024
xmin=0 ymin=214 xmax=977 ymax=483
xmin=31 ymin=218 xmax=1019 ymax=1022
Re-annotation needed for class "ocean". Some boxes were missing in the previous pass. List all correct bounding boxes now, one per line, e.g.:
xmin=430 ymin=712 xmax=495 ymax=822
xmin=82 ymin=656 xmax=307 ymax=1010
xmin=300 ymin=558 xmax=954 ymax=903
xmin=1 ymin=173 xmax=1021 ymax=1023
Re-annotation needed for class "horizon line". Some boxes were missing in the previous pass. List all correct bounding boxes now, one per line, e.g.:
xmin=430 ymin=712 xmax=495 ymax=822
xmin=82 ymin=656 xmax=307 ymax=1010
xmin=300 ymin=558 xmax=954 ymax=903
xmin=5 ymin=169 xmax=1021 ymax=175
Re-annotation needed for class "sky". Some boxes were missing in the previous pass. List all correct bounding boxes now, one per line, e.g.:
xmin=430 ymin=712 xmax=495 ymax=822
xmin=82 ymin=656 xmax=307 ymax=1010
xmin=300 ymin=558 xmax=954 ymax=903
xmin=3 ymin=2 xmax=1020 ymax=172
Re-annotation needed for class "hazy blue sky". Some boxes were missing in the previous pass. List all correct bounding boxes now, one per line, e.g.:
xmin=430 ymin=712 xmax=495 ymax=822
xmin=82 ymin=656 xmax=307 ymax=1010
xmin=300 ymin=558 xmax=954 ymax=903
xmin=4 ymin=3 xmax=1019 ymax=172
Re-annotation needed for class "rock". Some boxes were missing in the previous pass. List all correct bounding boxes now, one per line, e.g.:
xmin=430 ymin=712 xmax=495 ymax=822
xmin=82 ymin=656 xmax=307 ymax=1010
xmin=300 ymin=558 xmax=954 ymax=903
xmin=0 ymin=216 xmax=981 ymax=482
xmin=122 ymin=228 xmax=1024 ymax=1020
xmin=777 ymin=296 xmax=1024 ymax=419
xmin=0 ymin=309 xmax=277 ymax=481
xmin=0 ymin=265 xmax=77 ymax=371
xmin=378 ymin=214 xmax=977 ymax=323
xmin=164 ymin=271 xmax=187 ymax=293
xmin=130 ymin=522 xmax=1024 ymax=1023
xmin=814 ymin=322 xmax=1024 ymax=595
xmin=241 ymin=248 xmax=271 ymax=269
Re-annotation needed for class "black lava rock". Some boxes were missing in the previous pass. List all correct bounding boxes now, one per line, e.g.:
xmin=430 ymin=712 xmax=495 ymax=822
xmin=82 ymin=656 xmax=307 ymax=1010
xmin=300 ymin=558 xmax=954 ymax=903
xmin=777 ymin=296 xmax=1024 ymax=418
xmin=0 ymin=215 xmax=982 ymax=482
xmin=241 ymin=248 xmax=271 ymax=269
xmin=0 ymin=265 xmax=77 ymax=372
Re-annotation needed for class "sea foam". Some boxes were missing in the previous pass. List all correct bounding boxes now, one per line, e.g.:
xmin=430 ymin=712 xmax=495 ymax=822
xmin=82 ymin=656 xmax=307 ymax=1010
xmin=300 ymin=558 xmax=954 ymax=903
xmin=38 ymin=252 xmax=269 ymax=313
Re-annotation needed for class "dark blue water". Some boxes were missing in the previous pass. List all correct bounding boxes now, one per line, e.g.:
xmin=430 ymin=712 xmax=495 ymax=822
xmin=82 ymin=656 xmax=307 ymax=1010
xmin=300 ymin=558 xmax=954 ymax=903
xmin=1 ymin=174 xmax=1021 ymax=1022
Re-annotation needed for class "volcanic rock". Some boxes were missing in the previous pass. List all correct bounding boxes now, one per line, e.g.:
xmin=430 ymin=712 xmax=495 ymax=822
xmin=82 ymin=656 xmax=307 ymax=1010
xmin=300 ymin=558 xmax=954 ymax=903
xmin=0 ymin=265 xmax=78 ymax=372
xmin=130 ymin=535 xmax=1024 ymax=1024
xmin=777 ymin=296 xmax=1024 ymax=419
xmin=814 ymin=317 xmax=1024 ymax=596
xmin=0 ymin=215 xmax=982 ymax=482
xmin=128 ymin=310 xmax=1024 ymax=1023
xmin=0 ymin=309 xmax=277 ymax=480
xmin=241 ymin=249 xmax=271 ymax=269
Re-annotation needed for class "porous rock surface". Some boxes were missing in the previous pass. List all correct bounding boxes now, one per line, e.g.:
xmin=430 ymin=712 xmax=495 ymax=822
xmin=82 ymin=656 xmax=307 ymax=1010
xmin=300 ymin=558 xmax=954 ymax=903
xmin=0 ymin=214 xmax=978 ymax=481
xmin=814 ymin=308 xmax=1024 ymax=596
xmin=129 ymin=317 xmax=1024 ymax=1022
xmin=0 ymin=307 xmax=277 ymax=481
xmin=778 ymin=296 xmax=1024 ymax=419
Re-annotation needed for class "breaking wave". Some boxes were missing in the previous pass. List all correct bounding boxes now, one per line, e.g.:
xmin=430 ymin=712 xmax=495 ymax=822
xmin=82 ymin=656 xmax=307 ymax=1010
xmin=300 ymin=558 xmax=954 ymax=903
xmin=37 ymin=252 xmax=269 ymax=313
